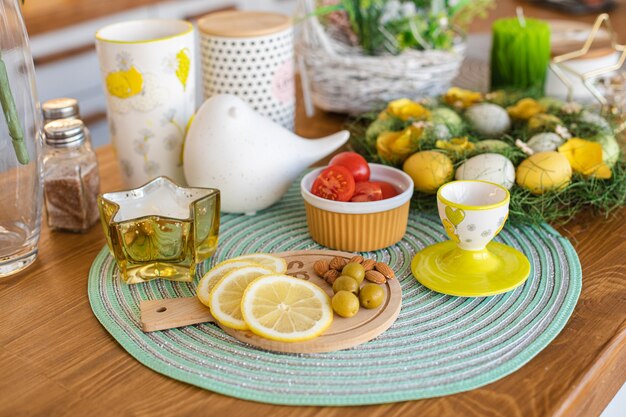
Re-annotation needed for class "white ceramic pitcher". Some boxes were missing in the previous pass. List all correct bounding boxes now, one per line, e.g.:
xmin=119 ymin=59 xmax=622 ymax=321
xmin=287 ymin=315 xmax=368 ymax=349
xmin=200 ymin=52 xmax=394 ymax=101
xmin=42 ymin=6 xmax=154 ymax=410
xmin=183 ymin=94 xmax=349 ymax=214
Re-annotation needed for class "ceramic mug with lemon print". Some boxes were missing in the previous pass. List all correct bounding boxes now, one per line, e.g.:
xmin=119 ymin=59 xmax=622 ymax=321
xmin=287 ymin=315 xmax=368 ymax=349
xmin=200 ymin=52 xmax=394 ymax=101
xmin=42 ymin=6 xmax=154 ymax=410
xmin=96 ymin=19 xmax=195 ymax=187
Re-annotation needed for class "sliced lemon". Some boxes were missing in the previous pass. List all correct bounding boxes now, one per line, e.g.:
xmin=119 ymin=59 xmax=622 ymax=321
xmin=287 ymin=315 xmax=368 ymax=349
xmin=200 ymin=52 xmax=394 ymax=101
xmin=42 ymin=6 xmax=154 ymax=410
xmin=229 ymin=253 xmax=287 ymax=274
xmin=241 ymin=274 xmax=333 ymax=343
xmin=208 ymin=265 xmax=273 ymax=330
xmin=197 ymin=260 xmax=261 ymax=307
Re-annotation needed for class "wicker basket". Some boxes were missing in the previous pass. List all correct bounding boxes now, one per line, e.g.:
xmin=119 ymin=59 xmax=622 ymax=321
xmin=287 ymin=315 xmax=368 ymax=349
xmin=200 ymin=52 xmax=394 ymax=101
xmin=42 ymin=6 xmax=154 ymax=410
xmin=296 ymin=0 xmax=466 ymax=114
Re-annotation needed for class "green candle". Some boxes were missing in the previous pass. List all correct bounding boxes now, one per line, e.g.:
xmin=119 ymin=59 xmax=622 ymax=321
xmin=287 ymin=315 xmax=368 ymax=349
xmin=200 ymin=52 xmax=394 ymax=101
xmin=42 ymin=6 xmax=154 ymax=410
xmin=490 ymin=17 xmax=551 ymax=93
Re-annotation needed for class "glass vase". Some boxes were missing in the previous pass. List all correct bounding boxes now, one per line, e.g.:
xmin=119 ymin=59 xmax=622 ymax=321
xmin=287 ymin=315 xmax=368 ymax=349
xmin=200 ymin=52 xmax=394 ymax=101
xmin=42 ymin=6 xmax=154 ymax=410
xmin=0 ymin=0 xmax=44 ymax=277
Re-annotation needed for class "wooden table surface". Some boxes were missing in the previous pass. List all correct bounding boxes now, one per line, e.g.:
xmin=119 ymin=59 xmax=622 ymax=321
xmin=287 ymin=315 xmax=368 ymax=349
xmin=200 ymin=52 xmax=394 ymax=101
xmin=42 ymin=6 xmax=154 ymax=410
xmin=3 ymin=1 xmax=626 ymax=416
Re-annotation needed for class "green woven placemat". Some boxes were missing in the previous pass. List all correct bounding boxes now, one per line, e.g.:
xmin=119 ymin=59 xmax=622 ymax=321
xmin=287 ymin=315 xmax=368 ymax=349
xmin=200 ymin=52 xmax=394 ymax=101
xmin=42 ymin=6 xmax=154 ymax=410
xmin=88 ymin=178 xmax=581 ymax=406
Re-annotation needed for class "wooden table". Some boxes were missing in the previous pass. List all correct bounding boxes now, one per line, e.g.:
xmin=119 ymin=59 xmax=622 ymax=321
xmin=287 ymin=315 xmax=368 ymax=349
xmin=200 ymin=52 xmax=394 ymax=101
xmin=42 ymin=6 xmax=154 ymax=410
xmin=3 ymin=2 xmax=626 ymax=417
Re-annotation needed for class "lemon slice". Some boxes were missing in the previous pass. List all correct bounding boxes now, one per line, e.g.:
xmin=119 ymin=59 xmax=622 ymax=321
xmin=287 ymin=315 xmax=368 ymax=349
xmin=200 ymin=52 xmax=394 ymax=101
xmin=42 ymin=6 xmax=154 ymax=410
xmin=209 ymin=265 xmax=274 ymax=330
xmin=241 ymin=274 xmax=333 ymax=343
xmin=229 ymin=253 xmax=287 ymax=274
xmin=197 ymin=260 xmax=262 ymax=307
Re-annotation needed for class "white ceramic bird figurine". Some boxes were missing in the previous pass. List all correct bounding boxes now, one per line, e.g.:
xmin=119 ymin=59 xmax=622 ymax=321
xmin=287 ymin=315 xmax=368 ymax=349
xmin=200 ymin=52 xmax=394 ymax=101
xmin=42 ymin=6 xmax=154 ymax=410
xmin=183 ymin=94 xmax=349 ymax=214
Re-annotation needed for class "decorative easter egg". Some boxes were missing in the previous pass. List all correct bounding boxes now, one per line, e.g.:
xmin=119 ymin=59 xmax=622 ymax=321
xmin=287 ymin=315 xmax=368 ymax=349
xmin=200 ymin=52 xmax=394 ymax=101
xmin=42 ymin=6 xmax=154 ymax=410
xmin=516 ymin=152 xmax=572 ymax=195
xmin=580 ymin=110 xmax=610 ymax=131
xmin=465 ymin=103 xmax=511 ymax=137
xmin=590 ymin=132 xmax=620 ymax=167
xmin=431 ymin=107 xmax=463 ymax=136
xmin=455 ymin=153 xmax=515 ymax=189
xmin=527 ymin=132 xmax=564 ymax=153
xmin=403 ymin=151 xmax=453 ymax=194
xmin=425 ymin=124 xmax=452 ymax=140
xmin=474 ymin=139 xmax=512 ymax=153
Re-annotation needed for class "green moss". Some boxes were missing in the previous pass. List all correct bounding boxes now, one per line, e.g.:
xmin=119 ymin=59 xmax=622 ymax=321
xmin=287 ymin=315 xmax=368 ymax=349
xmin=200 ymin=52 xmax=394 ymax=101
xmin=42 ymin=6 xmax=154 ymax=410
xmin=347 ymin=93 xmax=626 ymax=225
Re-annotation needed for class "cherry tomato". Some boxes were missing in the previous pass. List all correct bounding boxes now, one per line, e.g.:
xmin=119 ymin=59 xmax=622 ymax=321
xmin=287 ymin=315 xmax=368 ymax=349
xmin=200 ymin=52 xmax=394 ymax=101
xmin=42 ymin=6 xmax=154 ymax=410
xmin=350 ymin=182 xmax=383 ymax=202
xmin=329 ymin=152 xmax=370 ymax=182
xmin=371 ymin=181 xmax=399 ymax=199
xmin=311 ymin=165 xmax=355 ymax=201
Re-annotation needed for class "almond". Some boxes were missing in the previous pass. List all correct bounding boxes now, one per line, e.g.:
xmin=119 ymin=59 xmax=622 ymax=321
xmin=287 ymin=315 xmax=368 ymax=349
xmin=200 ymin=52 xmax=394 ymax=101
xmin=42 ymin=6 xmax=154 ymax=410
xmin=329 ymin=256 xmax=347 ymax=271
xmin=349 ymin=255 xmax=364 ymax=265
xmin=313 ymin=259 xmax=330 ymax=277
xmin=361 ymin=259 xmax=376 ymax=272
xmin=375 ymin=262 xmax=395 ymax=279
xmin=323 ymin=269 xmax=340 ymax=284
xmin=365 ymin=270 xmax=386 ymax=284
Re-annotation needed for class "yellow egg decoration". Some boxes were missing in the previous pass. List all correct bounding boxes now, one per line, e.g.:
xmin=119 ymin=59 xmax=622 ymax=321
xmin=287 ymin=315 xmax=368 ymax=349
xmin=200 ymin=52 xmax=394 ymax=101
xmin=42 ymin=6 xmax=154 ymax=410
xmin=403 ymin=151 xmax=454 ymax=194
xmin=516 ymin=152 xmax=572 ymax=195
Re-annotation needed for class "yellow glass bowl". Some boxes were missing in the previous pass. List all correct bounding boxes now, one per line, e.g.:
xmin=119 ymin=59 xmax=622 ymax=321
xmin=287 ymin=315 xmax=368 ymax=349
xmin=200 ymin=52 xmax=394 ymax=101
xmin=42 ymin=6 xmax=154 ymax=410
xmin=98 ymin=177 xmax=220 ymax=284
xmin=300 ymin=164 xmax=414 ymax=252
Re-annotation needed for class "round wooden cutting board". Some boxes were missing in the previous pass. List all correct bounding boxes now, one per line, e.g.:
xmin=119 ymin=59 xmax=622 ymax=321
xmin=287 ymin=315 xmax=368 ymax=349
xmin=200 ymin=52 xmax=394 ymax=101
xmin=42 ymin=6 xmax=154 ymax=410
xmin=140 ymin=250 xmax=402 ymax=354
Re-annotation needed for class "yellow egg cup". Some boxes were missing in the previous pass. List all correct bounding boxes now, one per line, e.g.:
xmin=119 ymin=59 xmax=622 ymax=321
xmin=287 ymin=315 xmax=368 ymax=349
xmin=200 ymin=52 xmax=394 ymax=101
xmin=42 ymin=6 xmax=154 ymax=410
xmin=412 ymin=180 xmax=531 ymax=297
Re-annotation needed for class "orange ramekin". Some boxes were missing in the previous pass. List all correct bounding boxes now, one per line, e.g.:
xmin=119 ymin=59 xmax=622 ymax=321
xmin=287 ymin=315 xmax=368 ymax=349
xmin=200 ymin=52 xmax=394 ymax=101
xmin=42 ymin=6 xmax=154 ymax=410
xmin=300 ymin=164 xmax=414 ymax=252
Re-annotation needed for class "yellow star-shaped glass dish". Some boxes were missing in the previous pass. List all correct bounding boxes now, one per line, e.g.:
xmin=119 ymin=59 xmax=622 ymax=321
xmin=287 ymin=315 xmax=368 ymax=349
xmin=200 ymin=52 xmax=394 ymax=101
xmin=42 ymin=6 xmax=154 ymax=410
xmin=550 ymin=13 xmax=626 ymax=105
xmin=98 ymin=176 xmax=220 ymax=284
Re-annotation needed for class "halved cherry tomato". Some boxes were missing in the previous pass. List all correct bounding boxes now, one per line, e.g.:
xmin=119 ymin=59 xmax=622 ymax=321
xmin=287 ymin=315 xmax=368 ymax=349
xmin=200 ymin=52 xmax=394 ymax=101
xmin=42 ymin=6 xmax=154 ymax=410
xmin=371 ymin=181 xmax=399 ymax=199
xmin=329 ymin=152 xmax=370 ymax=182
xmin=311 ymin=165 xmax=355 ymax=201
xmin=350 ymin=182 xmax=383 ymax=202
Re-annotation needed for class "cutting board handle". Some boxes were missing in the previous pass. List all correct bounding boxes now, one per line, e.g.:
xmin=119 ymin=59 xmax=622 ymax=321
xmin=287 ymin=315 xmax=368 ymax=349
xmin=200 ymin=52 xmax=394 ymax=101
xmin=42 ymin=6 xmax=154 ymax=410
xmin=140 ymin=297 xmax=214 ymax=332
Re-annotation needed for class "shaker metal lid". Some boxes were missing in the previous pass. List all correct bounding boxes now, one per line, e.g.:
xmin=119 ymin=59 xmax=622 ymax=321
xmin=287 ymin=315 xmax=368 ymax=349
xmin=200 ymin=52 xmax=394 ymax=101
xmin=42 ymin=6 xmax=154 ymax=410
xmin=42 ymin=97 xmax=79 ymax=121
xmin=198 ymin=11 xmax=291 ymax=38
xmin=44 ymin=119 xmax=86 ymax=146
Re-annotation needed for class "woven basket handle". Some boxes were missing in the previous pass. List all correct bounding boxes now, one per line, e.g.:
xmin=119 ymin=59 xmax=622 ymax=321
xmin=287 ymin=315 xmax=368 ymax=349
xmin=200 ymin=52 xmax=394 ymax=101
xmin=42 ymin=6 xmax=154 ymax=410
xmin=296 ymin=0 xmax=324 ymax=117
xmin=300 ymin=0 xmax=338 ymax=56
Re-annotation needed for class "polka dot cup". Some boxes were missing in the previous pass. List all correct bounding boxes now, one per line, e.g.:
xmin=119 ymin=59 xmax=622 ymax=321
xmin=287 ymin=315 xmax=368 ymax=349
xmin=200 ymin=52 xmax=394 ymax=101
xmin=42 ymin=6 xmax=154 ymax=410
xmin=198 ymin=11 xmax=294 ymax=130
xmin=437 ymin=181 xmax=510 ymax=251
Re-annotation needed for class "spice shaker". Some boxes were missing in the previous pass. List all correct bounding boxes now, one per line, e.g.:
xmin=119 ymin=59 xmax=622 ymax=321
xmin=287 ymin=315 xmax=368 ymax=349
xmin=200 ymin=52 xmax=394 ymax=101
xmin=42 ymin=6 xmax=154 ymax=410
xmin=42 ymin=97 xmax=93 ymax=144
xmin=42 ymin=97 xmax=80 ymax=123
xmin=43 ymin=119 xmax=101 ymax=232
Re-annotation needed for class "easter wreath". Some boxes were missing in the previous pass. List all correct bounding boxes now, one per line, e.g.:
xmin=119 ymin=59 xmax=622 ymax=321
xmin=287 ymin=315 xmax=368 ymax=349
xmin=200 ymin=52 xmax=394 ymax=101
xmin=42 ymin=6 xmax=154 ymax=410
xmin=349 ymin=88 xmax=626 ymax=224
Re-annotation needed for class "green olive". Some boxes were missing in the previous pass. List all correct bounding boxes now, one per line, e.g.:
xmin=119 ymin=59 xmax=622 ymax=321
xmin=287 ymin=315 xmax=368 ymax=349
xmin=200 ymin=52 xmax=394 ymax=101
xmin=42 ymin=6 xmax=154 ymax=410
xmin=332 ymin=275 xmax=359 ymax=295
xmin=332 ymin=291 xmax=360 ymax=318
xmin=342 ymin=262 xmax=365 ymax=284
xmin=359 ymin=283 xmax=385 ymax=309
